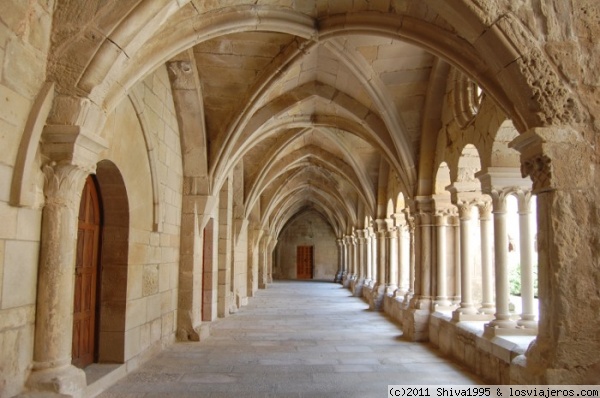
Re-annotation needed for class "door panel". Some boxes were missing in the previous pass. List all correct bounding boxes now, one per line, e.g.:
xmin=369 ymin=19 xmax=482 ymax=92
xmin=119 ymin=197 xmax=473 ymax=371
xmin=72 ymin=176 xmax=101 ymax=369
xmin=296 ymin=246 xmax=313 ymax=279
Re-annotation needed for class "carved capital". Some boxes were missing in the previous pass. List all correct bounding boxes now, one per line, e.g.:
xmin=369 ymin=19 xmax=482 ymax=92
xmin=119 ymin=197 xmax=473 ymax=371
xmin=478 ymin=199 xmax=493 ymax=220
xmin=42 ymin=162 xmax=91 ymax=210
xmin=456 ymin=200 xmax=477 ymax=220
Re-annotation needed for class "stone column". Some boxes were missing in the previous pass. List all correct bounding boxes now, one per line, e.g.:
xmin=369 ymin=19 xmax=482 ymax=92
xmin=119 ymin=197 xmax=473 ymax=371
xmin=352 ymin=230 xmax=366 ymax=296
xmin=509 ymin=126 xmax=599 ymax=383
xmin=335 ymin=238 xmax=344 ymax=283
xmin=485 ymin=188 xmax=517 ymax=331
xmin=395 ymin=217 xmax=409 ymax=297
xmin=478 ymin=200 xmax=495 ymax=315
xmin=452 ymin=200 xmax=479 ymax=321
xmin=342 ymin=236 xmax=351 ymax=287
xmin=404 ymin=213 xmax=416 ymax=304
xmin=26 ymin=163 xmax=90 ymax=396
xmin=517 ymin=191 xmax=537 ymax=329
xmin=370 ymin=226 xmax=378 ymax=287
xmin=370 ymin=219 xmax=388 ymax=309
xmin=365 ymin=227 xmax=373 ymax=286
xmin=434 ymin=212 xmax=452 ymax=308
xmin=386 ymin=225 xmax=399 ymax=295
xmin=452 ymin=214 xmax=461 ymax=305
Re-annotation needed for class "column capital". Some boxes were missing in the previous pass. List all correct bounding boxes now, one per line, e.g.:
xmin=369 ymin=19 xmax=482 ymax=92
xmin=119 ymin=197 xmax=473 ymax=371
xmin=509 ymin=126 xmax=592 ymax=194
xmin=477 ymin=198 xmax=493 ymax=220
xmin=42 ymin=162 xmax=91 ymax=209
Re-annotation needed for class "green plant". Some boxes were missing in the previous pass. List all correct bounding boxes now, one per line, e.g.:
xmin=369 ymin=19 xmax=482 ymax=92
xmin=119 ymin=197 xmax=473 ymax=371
xmin=508 ymin=264 xmax=538 ymax=298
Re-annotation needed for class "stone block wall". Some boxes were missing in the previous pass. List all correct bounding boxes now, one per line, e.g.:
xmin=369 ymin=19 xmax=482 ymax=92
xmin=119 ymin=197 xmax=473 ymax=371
xmin=97 ymin=64 xmax=183 ymax=367
xmin=0 ymin=1 xmax=52 ymax=396
xmin=274 ymin=210 xmax=338 ymax=280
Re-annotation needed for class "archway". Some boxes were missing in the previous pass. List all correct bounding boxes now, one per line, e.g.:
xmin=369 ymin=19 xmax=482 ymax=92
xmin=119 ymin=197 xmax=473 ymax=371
xmin=94 ymin=160 xmax=130 ymax=364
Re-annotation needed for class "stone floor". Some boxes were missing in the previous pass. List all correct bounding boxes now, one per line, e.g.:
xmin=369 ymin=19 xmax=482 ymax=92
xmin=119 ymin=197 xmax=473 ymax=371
xmin=97 ymin=281 xmax=482 ymax=398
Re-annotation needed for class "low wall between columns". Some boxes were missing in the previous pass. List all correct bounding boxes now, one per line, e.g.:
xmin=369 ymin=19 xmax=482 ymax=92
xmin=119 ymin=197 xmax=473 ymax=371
xmin=380 ymin=296 xmax=528 ymax=384
xmin=429 ymin=313 xmax=525 ymax=384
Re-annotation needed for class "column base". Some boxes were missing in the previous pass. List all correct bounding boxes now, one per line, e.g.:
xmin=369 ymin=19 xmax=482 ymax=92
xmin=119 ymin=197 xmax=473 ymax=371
xmin=369 ymin=283 xmax=386 ymax=310
xmin=385 ymin=284 xmax=397 ymax=296
xmin=478 ymin=304 xmax=496 ymax=315
xmin=351 ymin=277 xmax=365 ymax=297
xmin=402 ymin=307 xmax=431 ymax=341
xmin=452 ymin=306 xmax=493 ymax=322
xmin=483 ymin=321 xmax=537 ymax=337
xmin=334 ymin=271 xmax=343 ymax=283
xmin=517 ymin=318 xmax=538 ymax=330
xmin=433 ymin=296 xmax=453 ymax=310
xmin=22 ymin=364 xmax=86 ymax=398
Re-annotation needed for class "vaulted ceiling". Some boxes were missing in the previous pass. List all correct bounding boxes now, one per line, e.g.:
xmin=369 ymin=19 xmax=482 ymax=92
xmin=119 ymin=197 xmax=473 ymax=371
xmin=168 ymin=5 xmax=438 ymax=236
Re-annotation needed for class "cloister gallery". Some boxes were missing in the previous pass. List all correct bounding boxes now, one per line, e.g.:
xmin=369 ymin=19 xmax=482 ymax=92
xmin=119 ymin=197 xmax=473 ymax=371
xmin=0 ymin=1 xmax=599 ymax=396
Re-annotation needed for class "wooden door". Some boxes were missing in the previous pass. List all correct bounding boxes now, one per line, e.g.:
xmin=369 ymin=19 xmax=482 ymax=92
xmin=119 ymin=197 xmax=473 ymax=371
xmin=296 ymin=246 xmax=313 ymax=279
xmin=72 ymin=176 xmax=101 ymax=368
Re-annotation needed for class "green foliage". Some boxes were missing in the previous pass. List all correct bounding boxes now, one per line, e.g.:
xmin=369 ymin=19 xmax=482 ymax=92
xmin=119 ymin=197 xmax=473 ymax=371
xmin=509 ymin=264 xmax=538 ymax=298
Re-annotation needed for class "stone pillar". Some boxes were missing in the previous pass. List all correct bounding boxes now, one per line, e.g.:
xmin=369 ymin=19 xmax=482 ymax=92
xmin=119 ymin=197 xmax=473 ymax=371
xmin=267 ymin=237 xmax=276 ymax=283
xmin=404 ymin=213 xmax=416 ymax=304
xmin=434 ymin=212 xmax=452 ymax=308
xmin=478 ymin=200 xmax=495 ymax=315
xmin=25 ymin=163 xmax=90 ymax=396
xmin=485 ymin=188 xmax=517 ymax=331
xmin=452 ymin=200 xmax=479 ymax=321
xmin=509 ymin=127 xmax=599 ymax=383
xmin=365 ymin=227 xmax=373 ymax=286
xmin=385 ymin=225 xmax=398 ymax=295
xmin=404 ymin=199 xmax=434 ymax=341
xmin=517 ymin=191 xmax=537 ymax=329
xmin=452 ymin=214 xmax=461 ymax=305
xmin=335 ymin=238 xmax=344 ymax=283
xmin=342 ymin=236 xmax=351 ymax=287
xmin=352 ymin=230 xmax=366 ymax=297
xmin=370 ymin=219 xmax=388 ymax=310
xmin=370 ymin=226 xmax=378 ymax=286
xmin=395 ymin=216 xmax=409 ymax=297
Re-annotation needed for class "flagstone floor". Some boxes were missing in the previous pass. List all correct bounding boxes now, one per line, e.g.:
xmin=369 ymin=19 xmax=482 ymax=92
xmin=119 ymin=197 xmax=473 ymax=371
xmin=97 ymin=280 xmax=481 ymax=398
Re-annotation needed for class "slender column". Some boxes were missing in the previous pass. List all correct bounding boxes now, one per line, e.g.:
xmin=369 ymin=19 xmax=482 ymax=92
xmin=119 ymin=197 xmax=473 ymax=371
xmin=479 ymin=201 xmax=495 ymax=314
xmin=452 ymin=214 xmax=461 ymax=305
xmin=417 ymin=209 xmax=433 ymax=305
xmin=404 ymin=214 xmax=416 ymax=303
xmin=370 ymin=219 xmax=388 ymax=309
xmin=342 ymin=236 xmax=352 ymax=287
xmin=518 ymin=191 xmax=537 ymax=329
xmin=335 ymin=238 xmax=344 ymax=283
xmin=370 ymin=227 xmax=378 ymax=286
xmin=352 ymin=230 xmax=366 ymax=296
xmin=395 ymin=219 xmax=409 ymax=297
xmin=365 ymin=227 xmax=373 ymax=285
xmin=376 ymin=220 xmax=388 ymax=287
xmin=485 ymin=190 xmax=517 ymax=331
xmin=386 ymin=225 xmax=399 ymax=295
xmin=452 ymin=201 xmax=478 ymax=320
xmin=350 ymin=236 xmax=357 ymax=280
xmin=26 ymin=163 xmax=89 ymax=395
xmin=434 ymin=213 xmax=452 ymax=308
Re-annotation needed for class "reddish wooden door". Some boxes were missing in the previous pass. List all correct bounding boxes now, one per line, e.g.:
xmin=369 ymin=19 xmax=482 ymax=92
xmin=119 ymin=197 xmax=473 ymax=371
xmin=296 ymin=246 xmax=313 ymax=279
xmin=72 ymin=176 xmax=101 ymax=368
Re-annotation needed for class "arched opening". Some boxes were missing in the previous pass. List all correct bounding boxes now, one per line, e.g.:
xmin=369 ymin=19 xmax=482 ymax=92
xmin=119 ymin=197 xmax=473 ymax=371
xmin=92 ymin=160 xmax=130 ymax=365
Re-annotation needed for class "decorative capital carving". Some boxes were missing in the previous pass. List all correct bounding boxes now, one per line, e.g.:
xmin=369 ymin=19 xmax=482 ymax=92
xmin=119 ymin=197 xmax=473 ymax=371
xmin=477 ymin=199 xmax=493 ymax=220
xmin=42 ymin=162 xmax=90 ymax=209
xmin=456 ymin=200 xmax=478 ymax=220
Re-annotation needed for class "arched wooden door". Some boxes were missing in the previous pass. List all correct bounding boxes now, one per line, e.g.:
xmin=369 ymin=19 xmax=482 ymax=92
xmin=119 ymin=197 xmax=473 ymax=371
xmin=296 ymin=246 xmax=313 ymax=279
xmin=72 ymin=175 xmax=102 ymax=368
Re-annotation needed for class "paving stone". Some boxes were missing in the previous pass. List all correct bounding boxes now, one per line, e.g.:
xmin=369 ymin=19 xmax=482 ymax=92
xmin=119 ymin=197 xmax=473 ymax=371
xmin=97 ymin=281 xmax=481 ymax=397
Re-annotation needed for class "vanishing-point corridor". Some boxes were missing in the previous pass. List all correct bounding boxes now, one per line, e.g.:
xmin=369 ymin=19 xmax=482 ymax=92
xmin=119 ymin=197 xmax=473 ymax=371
xmin=98 ymin=281 xmax=480 ymax=398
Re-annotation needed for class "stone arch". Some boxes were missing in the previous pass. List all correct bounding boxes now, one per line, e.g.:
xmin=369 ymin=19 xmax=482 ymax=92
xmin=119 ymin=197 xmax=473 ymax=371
xmin=127 ymin=90 xmax=163 ymax=232
xmin=456 ymin=144 xmax=482 ymax=183
xmin=435 ymin=162 xmax=452 ymax=196
xmin=94 ymin=159 xmax=130 ymax=363
xmin=491 ymin=119 xmax=521 ymax=169
xmin=395 ymin=192 xmax=406 ymax=213
xmin=386 ymin=198 xmax=394 ymax=218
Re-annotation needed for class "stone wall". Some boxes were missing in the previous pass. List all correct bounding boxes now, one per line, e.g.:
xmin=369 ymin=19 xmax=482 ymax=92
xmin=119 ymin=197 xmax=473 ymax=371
xmin=274 ymin=210 xmax=338 ymax=280
xmin=0 ymin=1 xmax=52 ymax=396
xmin=97 ymin=64 xmax=183 ymax=367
